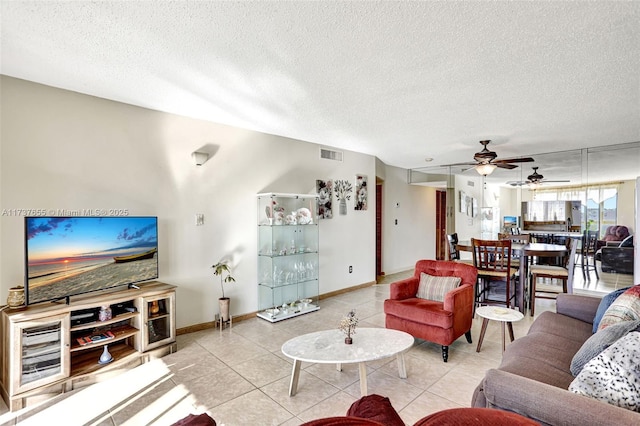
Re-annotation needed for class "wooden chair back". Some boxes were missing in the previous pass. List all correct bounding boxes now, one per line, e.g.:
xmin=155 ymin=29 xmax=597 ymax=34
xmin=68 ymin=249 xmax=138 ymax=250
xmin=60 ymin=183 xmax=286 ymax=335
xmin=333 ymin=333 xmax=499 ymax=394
xmin=583 ymin=230 xmax=599 ymax=256
xmin=500 ymin=233 xmax=530 ymax=244
xmin=447 ymin=233 xmax=460 ymax=261
xmin=471 ymin=238 xmax=513 ymax=273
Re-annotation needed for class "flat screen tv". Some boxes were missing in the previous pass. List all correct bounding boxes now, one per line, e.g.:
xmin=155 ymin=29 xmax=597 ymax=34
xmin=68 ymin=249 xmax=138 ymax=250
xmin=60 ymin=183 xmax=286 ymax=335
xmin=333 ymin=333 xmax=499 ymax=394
xmin=25 ymin=216 xmax=158 ymax=305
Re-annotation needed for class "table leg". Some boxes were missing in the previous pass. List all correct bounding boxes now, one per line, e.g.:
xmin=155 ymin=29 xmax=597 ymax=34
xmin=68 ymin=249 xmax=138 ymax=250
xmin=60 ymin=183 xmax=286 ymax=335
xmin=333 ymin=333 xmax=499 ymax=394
xmin=336 ymin=363 xmax=342 ymax=372
xmin=358 ymin=362 xmax=368 ymax=396
xmin=396 ymin=353 xmax=407 ymax=379
xmin=476 ymin=318 xmax=489 ymax=352
xmin=501 ymin=321 xmax=506 ymax=352
xmin=507 ymin=321 xmax=515 ymax=342
xmin=518 ymin=252 xmax=526 ymax=314
xmin=289 ymin=359 xmax=301 ymax=397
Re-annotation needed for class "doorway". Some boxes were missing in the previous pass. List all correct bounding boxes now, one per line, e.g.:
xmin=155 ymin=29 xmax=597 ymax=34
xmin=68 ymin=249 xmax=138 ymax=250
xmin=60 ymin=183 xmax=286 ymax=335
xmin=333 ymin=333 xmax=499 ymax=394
xmin=376 ymin=181 xmax=384 ymax=278
xmin=436 ymin=190 xmax=447 ymax=260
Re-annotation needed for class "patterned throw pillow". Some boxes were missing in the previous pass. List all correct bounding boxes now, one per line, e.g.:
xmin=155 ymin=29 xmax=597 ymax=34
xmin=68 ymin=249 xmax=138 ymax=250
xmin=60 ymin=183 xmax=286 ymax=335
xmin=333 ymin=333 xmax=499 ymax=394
xmin=416 ymin=273 xmax=461 ymax=302
xmin=569 ymin=331 xmax=640 ymax=412
xmin=571 ymin=320 xmax=640 ymax=376
xmin=598 ymin=285 xmax=640 ymax=331
xmin=592 ymin=287 xmax=631 ymax=333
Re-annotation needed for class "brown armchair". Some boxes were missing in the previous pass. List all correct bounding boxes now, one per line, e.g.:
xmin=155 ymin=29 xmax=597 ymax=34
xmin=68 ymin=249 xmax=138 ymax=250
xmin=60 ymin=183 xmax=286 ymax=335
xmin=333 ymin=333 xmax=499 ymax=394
xmin=384 ymin=260 xmax=477 ymax=362
xmin=596 ymin=225 xmax=630 ymax=250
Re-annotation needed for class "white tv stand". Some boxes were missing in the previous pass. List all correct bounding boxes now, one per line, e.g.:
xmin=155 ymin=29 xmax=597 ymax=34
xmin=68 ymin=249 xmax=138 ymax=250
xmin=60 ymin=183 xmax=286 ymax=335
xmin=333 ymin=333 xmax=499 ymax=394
xmin=0 ymin=281 xmax=176 ymax=411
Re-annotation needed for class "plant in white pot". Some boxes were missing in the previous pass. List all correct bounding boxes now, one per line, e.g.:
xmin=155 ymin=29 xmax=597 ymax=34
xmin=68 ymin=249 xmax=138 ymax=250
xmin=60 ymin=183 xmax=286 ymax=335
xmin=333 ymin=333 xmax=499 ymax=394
xmin=211 ymin=260 xmax=236 ymax=324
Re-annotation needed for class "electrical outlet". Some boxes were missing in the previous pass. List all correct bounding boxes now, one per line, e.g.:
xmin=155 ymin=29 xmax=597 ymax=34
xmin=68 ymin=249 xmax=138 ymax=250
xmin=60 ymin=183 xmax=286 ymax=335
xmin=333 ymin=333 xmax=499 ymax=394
xmin=349 ymin=265 xmax=353 ymax=273
xmin=195 ymin=213 xmax=204 ymax=226
xmin=395 ymin=219 xmax=398 ymax=225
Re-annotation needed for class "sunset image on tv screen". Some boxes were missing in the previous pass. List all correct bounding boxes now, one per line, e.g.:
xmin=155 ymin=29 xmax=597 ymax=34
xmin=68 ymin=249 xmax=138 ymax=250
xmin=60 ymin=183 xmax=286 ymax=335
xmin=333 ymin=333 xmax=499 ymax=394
xmin=25 ymin=216 xmax=158 ymax=304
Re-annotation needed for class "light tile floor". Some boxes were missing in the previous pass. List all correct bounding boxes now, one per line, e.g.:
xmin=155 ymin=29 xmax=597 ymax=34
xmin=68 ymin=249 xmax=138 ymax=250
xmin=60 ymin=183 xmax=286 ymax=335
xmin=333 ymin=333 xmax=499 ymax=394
xmin=0 ymin=267 xmax=633 ymax=425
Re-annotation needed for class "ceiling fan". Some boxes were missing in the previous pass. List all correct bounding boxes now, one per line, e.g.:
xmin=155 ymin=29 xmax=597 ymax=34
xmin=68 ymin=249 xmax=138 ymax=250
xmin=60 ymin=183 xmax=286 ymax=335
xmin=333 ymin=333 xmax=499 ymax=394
xmin=447 ymin=140 xmax=535 ymax=176
xmin=506 ymin=167 xmax=570 ymax=187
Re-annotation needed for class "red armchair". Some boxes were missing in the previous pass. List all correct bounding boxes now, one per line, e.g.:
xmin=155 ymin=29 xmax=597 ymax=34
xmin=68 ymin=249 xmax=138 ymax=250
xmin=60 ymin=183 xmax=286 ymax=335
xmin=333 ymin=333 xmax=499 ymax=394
xmin=384 ymin=260 xmax=477 ymax=362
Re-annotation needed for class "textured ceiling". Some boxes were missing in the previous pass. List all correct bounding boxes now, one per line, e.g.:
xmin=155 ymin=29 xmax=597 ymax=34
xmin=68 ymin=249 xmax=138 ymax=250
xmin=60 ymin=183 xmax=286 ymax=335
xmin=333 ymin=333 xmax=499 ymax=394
xmin=1 ymin=1 xmax=639 ymax=175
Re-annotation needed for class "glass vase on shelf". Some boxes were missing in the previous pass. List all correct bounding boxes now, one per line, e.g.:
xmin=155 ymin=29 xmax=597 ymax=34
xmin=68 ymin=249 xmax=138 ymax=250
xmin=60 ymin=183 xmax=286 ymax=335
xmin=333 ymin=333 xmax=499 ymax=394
xmin=98 ymin=306 xmax=112 ymax=322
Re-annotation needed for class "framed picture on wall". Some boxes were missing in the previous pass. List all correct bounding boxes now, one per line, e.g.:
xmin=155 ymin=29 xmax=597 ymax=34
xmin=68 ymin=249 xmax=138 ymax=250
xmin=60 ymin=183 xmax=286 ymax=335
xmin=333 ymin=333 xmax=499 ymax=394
xmin=459 ymin=191 xmax=467 ymax=213
xmin=465 ymin=194 xmax=473 ymax=216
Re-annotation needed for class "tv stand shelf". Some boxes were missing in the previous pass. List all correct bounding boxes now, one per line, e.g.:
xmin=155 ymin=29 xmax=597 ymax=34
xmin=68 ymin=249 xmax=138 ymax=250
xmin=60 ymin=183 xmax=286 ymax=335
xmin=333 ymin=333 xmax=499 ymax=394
xmin=0 ymin=281 xmax=176 ymax=412
xmin=70 ymin=311 xmax=139 ymax=332
xmin=70 ymin=324 xmax=139 ymax=352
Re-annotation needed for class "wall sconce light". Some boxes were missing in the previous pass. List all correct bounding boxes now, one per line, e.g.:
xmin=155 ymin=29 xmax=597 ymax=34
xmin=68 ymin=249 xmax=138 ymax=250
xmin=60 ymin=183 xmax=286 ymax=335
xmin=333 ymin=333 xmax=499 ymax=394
xmin=475 ymin=163 xmax=497 ymax=176
xmin=192 ymin=151 xmax=209 ymax=166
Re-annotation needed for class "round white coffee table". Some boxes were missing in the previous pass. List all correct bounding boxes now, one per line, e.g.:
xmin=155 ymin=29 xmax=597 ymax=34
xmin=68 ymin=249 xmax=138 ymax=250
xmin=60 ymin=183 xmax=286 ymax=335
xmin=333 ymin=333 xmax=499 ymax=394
xmin=281 ymin=328 xmax=414 ymax=397
xmin=475 ymin=306 xmax=524 ymax=352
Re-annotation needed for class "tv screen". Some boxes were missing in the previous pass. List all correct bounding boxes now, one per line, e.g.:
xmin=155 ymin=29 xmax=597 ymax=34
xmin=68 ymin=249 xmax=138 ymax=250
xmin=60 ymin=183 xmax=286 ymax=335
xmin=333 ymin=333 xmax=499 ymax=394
xmin=25 ymin=216 xmax=158 ymax=305
xmin=503 ymin=216 xmax=518 ymax=228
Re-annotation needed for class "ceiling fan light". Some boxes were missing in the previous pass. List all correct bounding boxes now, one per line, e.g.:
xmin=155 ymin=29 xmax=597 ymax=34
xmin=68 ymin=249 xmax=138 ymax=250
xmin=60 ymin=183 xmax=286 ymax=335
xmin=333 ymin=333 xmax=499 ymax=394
xmin=475 ymin=163 xmax=497 ymax=176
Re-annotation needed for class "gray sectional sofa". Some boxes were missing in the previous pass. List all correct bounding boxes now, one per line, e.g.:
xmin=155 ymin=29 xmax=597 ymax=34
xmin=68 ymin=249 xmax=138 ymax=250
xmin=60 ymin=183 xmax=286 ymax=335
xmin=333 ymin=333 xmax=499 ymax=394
xmin=472 ymin=294 xmax=639 ymax=425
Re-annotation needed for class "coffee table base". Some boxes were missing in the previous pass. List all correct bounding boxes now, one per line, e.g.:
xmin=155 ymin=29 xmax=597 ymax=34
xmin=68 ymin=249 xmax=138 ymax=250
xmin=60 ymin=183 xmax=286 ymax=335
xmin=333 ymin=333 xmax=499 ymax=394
xmin=288 ymin=353 xmax=408 ymax=397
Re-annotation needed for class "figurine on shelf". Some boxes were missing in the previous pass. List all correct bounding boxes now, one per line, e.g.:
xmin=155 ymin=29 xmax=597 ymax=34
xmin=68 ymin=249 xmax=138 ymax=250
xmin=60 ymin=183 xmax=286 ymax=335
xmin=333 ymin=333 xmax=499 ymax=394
xmin=285 ymin=212 xmax=297 ymax=225
xmin=296 ymin=207 xmax=313 ymax=224
xmin=98 ymin=305 xmax=112 ymax=322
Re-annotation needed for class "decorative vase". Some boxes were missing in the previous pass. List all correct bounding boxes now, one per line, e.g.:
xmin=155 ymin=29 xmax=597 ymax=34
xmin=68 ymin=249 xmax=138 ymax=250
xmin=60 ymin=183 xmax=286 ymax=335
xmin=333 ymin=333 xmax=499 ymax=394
xmin=219 ymin=297 xmax=230 ymax=323
xmin=345 ymin=336 xmax=352 ymax=345
xmin=339 ymin=198 xmax=347 ymax=215
xmin=149 ymin=300 xmax=160 ymax=315
xmin=7 ymin=286 xmax=25 ymax=308
xmin=98 ymin=306 xmax=112 ymax=321
xmin=98 ymin=345 xmax=113 ymax=364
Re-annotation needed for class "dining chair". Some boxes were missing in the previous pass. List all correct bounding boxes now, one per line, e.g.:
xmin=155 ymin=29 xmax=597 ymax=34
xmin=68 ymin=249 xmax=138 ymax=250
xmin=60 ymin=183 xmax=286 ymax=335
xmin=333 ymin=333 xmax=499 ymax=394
xmin=471 ymin=239 xmax=518 ymax=310
xmin=497 ymin=233 xmax=530 ymax=267
xmin=578 ymin=230 xmax=600 ymax=280
xmin=529 ymin=238 xmax=577 ymax=316
xmin=447 ymin=233 xmax=473 ymax=265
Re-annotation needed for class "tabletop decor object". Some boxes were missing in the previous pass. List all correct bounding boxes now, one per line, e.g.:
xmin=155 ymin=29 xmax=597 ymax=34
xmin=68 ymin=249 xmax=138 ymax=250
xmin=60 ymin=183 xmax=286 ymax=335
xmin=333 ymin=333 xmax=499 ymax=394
xmin=339 ymin=309 xmax=358 ymax=344
xmin=6 ymin=286 xmax=25 ymax=308
xmin=98 ymin=345 xmax=113 ymax=364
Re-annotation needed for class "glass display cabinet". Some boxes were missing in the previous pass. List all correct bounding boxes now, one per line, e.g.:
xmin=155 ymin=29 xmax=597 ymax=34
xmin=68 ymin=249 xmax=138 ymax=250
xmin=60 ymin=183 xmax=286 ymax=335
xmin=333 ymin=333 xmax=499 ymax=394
xmin=257 ymin=193 xmax=320 ymax=322
xmin=141 ymin=291 xmax=176 ymax=351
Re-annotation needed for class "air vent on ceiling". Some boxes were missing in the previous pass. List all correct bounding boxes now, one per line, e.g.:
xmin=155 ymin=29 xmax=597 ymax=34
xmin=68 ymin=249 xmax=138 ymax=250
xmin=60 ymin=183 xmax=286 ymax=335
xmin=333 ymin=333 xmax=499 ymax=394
xmin=320 ymin=148 xmax=343 ymax=161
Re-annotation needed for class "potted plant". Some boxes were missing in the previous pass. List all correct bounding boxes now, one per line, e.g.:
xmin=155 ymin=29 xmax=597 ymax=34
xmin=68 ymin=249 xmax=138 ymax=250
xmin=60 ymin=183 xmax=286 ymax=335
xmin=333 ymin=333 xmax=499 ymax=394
xmin=211 ymin=260 xmax=236 ymax=324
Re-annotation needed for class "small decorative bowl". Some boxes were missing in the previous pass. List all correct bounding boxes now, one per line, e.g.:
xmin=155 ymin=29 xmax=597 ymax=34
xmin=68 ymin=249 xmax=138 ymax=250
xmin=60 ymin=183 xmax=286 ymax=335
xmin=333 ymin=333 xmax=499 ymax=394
xmin=265 ymin=308 xmax=280 ymax=318
xmin=299 ymin=298 xmax=312 ymax=308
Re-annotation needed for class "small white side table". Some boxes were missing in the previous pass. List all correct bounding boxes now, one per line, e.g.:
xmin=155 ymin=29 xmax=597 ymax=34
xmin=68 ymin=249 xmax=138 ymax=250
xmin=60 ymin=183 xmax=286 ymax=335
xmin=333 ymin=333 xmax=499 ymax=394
xmin=475 ymin=306 xmax=524 ymax=352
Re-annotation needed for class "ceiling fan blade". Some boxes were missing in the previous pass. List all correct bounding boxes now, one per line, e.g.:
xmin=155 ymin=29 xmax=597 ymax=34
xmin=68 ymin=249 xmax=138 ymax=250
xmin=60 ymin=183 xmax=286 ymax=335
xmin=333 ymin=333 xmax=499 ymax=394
xmin=496 ymin=163 xmax=518 ymax=170
xmin=493 ymin=157 xmax=535 ymax=164
xmin=506 ymin=181 xmax=527 ymax=186
xmin=541 ymin=180 xmax=570 ymax=183
xmin=443 ymin=161 xmax=477 ymax=167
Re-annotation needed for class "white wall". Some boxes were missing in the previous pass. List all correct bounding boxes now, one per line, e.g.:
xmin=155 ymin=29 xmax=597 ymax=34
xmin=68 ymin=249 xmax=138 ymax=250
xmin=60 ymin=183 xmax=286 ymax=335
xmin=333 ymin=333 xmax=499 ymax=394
xmin=380 ymin=166 xmax=436 ymax=274
xmin=618 ymin=180 xmax=636 ymax=234
xmin=454 ymin=174 xmax=482 ymax=242
xmin=0 ymin=76 xmax=385 ymax=328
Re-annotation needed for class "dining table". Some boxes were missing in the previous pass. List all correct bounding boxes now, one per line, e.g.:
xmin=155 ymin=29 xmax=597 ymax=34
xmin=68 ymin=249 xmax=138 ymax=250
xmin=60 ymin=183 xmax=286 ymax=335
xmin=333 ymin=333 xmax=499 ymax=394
xmin=455 ymin=241 xmax=569 ymax=314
